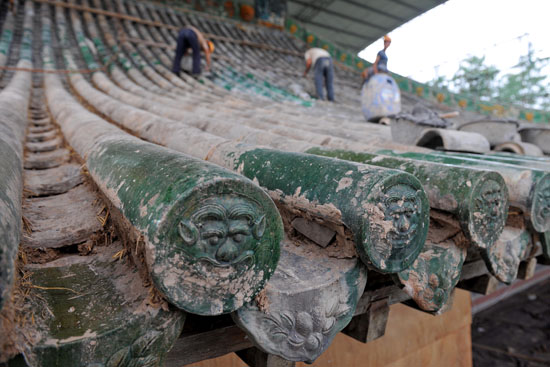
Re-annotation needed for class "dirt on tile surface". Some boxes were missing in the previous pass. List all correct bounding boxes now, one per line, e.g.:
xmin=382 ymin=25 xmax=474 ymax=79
xmin=472 ymin=278 xmax=550 ymax=367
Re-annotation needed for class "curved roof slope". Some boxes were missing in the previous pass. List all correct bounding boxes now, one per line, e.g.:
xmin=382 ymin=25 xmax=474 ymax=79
xmin=287 ymin=0 xmax=448 ymax=52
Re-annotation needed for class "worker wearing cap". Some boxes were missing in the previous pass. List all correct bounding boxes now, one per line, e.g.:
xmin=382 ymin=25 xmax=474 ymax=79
xmin=304 ymin=47 xmax=335 ymax=101
xmin=362 ymin=35 xmax=391 ymax=83
xmin=172 ymin=25 xmax=214 ymax=76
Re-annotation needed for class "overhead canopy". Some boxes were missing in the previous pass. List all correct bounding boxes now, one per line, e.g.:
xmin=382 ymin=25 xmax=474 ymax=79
xmin=287 ymin=0 xmax=448 ymax=52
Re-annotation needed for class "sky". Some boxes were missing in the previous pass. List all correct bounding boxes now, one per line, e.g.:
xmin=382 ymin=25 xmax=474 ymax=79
xmin=358 ymin=0 xmax=550 ymax=85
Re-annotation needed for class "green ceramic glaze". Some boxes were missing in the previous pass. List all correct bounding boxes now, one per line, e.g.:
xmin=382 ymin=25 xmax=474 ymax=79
xmin=307 ymin=147 xmax=509 ymax=250
xmin=376 ymin=149 xmax=550 ymax=233
xmin=231 ymin=148 xmax=430 ymax=273
xmin=86 ymin=140 xmax=283 ymax=315
xmin=24 ymin=249 xmax=185 ymax=367
xmin=397 ymin=241 xmax=465 ymax=312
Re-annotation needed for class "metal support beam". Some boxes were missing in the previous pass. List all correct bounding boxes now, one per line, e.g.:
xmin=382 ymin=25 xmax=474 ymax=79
xmin=337 ymin=0 xmax=406 ymax=22
xmin=294 ymin=0 xmax=337 ymax=22
xmin=291 ymin=0 xmax=386 ymax=31
xmin=342 ymin=298 xmax=390 ymax=343
xmin=390 ymin=0 xmax=423 ymax=12
xmin=334 ymin=40 xmax=369 ymax=52
xmin=302 ymin=19 xmax=368 ymax=41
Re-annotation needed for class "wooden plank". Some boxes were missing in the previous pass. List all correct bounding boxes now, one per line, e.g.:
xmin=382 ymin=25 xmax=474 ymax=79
xmin=183 ymin=354 xmax=248 ymax=367
xmin=187 ymin=326 xmax=473 ymax=367
xmin=354 ymin=285 xmax=410 ymax=316
xmin=166 ymin=285 xmax=407 ymax=366
xmin=458 ymin=274 xmax=499 ymax=295
xmin=237 ymin=348 xmax=295 ymax=367
xmin=164 ymin=325 xmax=252 ymax=367
xmin=516 ymin=258 xmax=537 ymax=280
xmin=382 ymin=325 xmax=472 ymax=367
xmin=300 ymin=289 xmax=472 ymax=366
xmin=342 ymin=298 xmax=390 ymax=343
xmin=189 ymin=289 xmax=472 ymax=367
xmin=459 ymin=260 xmax=488 ymax=280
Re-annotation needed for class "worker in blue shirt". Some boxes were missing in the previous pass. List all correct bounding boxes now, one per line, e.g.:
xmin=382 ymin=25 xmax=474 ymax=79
xmin=362 ymin=35 xmax=391 ymax=83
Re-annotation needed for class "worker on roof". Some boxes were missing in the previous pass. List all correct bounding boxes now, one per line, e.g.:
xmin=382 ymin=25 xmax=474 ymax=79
xmin=304 ymin=47 xmax=335 ymax=102
xmin=172 ymin=26 xmax=214 ymax=76
xmin=362 ymin=35 xmax=391 ymax=83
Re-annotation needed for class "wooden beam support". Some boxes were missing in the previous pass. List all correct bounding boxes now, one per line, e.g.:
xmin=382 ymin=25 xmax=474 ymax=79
xmin=542 ymin=231 xmax=550 ymax=261
xmin=457 ymin=274 xmax=499 ymax=295
xmin=163 ymin=286 xmax=411 ymax=366
xmin=459 ymin=259 xmax=489 ymax=281
xmin=517 ymin=258 xmax=537 ymax=280
xmin=342 ymin=298 xmax=390 ymax=343
xmin=237 ymin=347 xmax=296 ymax=367
xmin=165 ymin=325 xmax=253 ymax=367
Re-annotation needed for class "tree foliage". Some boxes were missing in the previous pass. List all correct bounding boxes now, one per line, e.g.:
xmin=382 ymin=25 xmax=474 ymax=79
xmin=427 ymin=43 xmax=550 ymax=109
xmin=451 ymin=55 xmax=499 ymax=99
xmin=497 ymin=43 xmax=550 ymax=109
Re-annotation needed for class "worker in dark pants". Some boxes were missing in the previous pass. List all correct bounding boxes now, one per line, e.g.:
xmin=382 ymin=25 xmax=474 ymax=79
xmin=172 ymin=26 xmax=214 ymax=76
xmin=303 ymin=47 xmax=334 ymax=101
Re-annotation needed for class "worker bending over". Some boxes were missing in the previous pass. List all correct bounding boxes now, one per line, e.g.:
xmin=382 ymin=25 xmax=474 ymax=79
xmin=304 ymin=47 xmax=335 ymax=102
xmin=172 ymin=26 xmax=214 ymax=76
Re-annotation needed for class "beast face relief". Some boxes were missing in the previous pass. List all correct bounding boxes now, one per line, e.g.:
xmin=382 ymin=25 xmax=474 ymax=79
xmin=384 ymin=184 xmax=420 ymax=250
xmin=153 ymin=185 xmax=282 ymax=315
xmin=178 ymin=198 xmax=266 ymax=269
xmin=367 ymin=180 xmax=428 ymax=273
xmin=533 ymin=176 xmax=550 ymax=231
xmin=469 ymin=176 xmax=507 ymax=249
